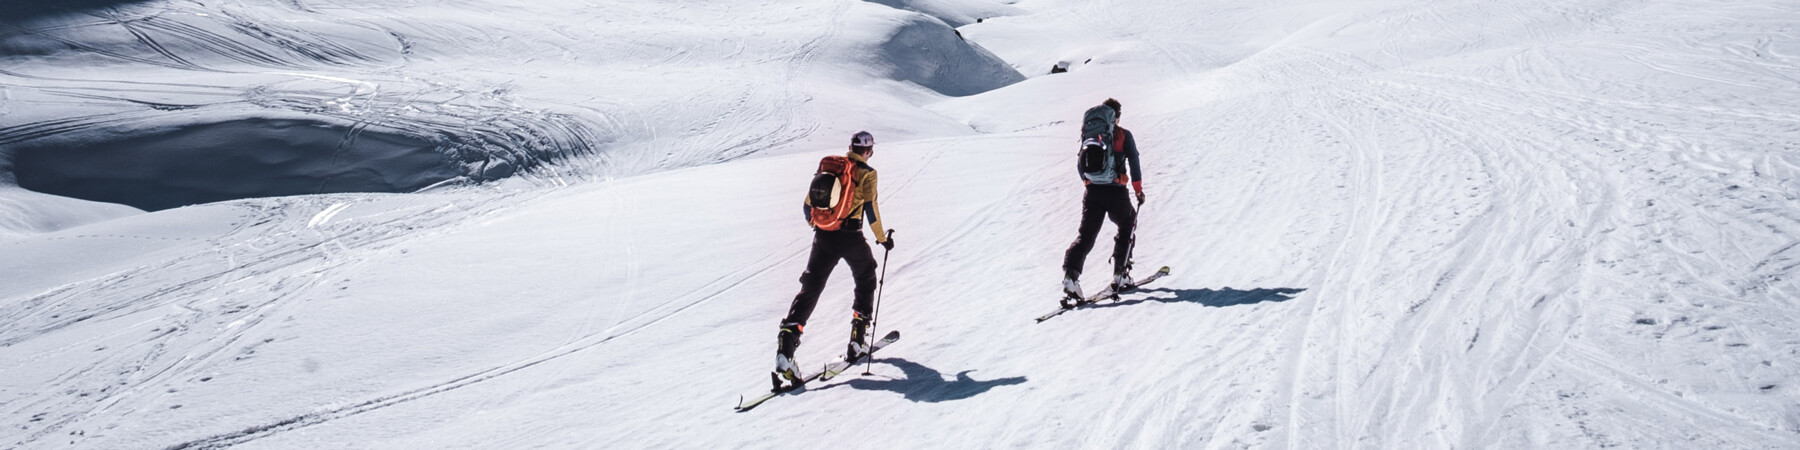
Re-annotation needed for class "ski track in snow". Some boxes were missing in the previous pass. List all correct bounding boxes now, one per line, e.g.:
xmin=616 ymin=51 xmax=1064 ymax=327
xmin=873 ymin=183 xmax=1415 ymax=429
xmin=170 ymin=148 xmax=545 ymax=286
xmin=0 ymin=189 xmax=532 ymax=445
xmin=3 ymin=0 xmax=1800 ymax=448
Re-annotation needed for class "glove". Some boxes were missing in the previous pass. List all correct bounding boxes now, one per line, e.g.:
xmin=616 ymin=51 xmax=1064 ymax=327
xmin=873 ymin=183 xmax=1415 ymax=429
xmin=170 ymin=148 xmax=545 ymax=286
xmin=1132 ymin=181 xmax=1145 ymax=206
xmin=880 ymin=237 xmax=895 ymax=251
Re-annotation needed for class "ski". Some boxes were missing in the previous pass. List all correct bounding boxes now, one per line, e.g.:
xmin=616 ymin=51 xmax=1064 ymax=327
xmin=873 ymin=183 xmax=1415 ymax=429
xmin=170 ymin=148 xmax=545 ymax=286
xmin=1035 ymin=266 xmax=1171 ymax=323
xmin=733 ymin=330 xmax=900 ymax=412
xmin=819 ymin=329 xmax=900 ymax=381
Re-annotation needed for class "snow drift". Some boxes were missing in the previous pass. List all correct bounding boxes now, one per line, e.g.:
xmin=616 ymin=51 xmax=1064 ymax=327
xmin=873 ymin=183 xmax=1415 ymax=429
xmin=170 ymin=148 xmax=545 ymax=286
xmin=0 ymin=185 xmax=138 ymax=239
xmin=864 ymin=0 xmax=1025 ymax=27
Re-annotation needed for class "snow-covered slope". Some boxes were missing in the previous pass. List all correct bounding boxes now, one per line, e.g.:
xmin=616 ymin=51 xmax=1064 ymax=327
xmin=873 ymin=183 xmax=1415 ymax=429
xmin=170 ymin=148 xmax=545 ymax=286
xmin=3 ymin=0 xmax=1798 ymax=448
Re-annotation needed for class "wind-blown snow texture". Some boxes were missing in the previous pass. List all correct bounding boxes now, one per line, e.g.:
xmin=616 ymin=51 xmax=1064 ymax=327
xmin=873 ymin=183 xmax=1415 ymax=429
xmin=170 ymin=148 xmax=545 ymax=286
xmin=2 ymin=0 xmax=1798 ymax=448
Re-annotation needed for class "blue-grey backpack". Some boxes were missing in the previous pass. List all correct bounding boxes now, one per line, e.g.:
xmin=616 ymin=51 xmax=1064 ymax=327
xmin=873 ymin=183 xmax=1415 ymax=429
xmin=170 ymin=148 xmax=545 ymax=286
xmin=1078 ymin=104 xmax=1119 ymax=184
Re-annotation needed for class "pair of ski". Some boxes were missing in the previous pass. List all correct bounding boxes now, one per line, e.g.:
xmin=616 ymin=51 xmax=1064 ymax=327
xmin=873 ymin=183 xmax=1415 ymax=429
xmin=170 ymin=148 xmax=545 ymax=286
xmin=1035 ymin=266 xmax=1171 ymax=323
xmin=734 ymin=330 xmax=901 ymax=412
xmin=733 ymin=266 xmax=1167 ymax=410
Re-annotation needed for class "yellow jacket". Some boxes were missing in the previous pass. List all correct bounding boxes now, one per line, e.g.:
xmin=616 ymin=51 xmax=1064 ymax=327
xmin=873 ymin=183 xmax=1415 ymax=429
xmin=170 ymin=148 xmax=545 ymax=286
xmin=804 ymin=151 xmax=888 ymax=242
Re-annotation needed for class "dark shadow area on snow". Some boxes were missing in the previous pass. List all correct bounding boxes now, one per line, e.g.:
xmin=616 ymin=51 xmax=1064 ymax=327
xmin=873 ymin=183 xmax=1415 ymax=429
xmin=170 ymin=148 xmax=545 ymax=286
xmin=1086 ymin=287 xmax=1307 ymax=310
xmin=0 ymin=0 xmax=160 ymax=26
xmin=9 ymin=118 xmax=459 ymax=211
xmin=833 ymin=357 xmax=1026 ymax=403
xmin=868 ymin=12 xmax=1024 ymax=97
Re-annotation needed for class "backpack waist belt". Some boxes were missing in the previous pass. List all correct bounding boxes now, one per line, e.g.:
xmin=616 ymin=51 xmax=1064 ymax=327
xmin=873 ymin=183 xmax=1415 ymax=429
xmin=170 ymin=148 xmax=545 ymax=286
xmin=818 ymin=218 xmax=862 ymax=232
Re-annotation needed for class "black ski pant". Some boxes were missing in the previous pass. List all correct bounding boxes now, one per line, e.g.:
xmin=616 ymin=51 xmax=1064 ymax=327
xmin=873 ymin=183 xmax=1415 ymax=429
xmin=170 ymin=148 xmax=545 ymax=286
xmin=1063 ymin=184 xmax=1136 ymax=279
xmin=782 ymin=229 xmax=878 ymax=332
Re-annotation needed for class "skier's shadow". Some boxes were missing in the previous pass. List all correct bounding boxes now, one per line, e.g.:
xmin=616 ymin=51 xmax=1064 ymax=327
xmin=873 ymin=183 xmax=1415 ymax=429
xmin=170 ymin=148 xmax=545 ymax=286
xmin=1085 ymin=286 xmax=1306 ymax=310
xmin=837 ymin=358 xmax=1026 ymax=403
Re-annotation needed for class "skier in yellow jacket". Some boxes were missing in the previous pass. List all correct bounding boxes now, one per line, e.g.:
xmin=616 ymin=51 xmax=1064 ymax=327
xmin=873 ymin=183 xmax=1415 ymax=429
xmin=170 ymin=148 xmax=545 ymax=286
xmin=775 ymin=131 xmax=893 ymax=387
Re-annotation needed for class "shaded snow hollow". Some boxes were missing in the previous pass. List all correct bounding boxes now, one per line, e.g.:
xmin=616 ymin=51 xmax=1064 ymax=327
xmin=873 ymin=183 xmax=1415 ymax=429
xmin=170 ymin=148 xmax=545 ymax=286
xmin=10 ymin=119 xmax=457 ymax=211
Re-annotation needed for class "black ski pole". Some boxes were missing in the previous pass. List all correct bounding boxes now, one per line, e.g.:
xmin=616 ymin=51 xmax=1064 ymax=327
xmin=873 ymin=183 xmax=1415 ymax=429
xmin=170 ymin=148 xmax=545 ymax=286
xmin=1130 ymin=195 xmax=1139 ymax=272
xmin=864 ymin=229 xmax=894 ymax=376
xmin=1127 ymin=194 xmax=1140 ymax=282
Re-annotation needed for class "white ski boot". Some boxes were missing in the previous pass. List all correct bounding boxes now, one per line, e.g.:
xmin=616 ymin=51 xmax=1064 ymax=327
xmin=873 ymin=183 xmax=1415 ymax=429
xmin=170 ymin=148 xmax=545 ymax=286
xmin=1112 ymin=272 xmax=1134 ymax=292
xmin=1061 ymin=275 xmax=1084 ymax=308
xmin=772 ymin=353 xmax=803 ymax=391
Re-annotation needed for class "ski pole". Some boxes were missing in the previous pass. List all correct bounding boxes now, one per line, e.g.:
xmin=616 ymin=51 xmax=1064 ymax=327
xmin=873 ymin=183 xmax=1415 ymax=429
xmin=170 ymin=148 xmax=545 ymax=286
xmin=1127 ymin=195 xmax=1140 ymax=276
xmin=864 ymin=229 xmax=894 ymax=376
xmin=1130 ymin=196 xmax=1139 ymax=267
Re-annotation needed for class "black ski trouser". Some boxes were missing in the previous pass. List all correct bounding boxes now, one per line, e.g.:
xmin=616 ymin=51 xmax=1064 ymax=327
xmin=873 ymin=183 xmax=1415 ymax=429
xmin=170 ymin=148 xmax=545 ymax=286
xmin=782 ymin=229 xmax=878 ymax=331
xmin=1062 ymin=184 xmax=1136 ymax=279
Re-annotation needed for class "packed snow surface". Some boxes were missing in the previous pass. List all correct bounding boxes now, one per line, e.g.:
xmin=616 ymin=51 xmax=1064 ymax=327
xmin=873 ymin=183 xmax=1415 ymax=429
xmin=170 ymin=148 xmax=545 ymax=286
xmin=2 ymin=0 xmax=1798 ymax=448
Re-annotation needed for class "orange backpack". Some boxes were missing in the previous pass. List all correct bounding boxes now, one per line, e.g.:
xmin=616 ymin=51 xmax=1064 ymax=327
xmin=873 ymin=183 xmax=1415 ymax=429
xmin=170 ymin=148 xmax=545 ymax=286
xmin=806 ymin=155 xmax=865 ymax=231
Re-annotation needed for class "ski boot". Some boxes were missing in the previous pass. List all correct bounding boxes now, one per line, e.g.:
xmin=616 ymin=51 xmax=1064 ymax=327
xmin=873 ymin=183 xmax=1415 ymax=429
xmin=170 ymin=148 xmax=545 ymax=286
xmin=1112 ymin=272 xmax=1134 ymax=293
xmin=1060 ymin=272 xmax=1084 ymax=309
xmin=845 ymin=312 xmax=871 ymax=363
xmin=1110 ymin=260 xmax=1135 ymax=295
xmin=772 ymin=324 xmax=804 ymax=391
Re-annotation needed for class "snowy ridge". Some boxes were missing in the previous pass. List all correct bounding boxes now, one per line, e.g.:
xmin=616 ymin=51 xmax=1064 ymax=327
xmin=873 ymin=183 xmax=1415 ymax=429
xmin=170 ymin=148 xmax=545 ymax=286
xmin=3 ymin=0 xmax=1799 ymax=448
